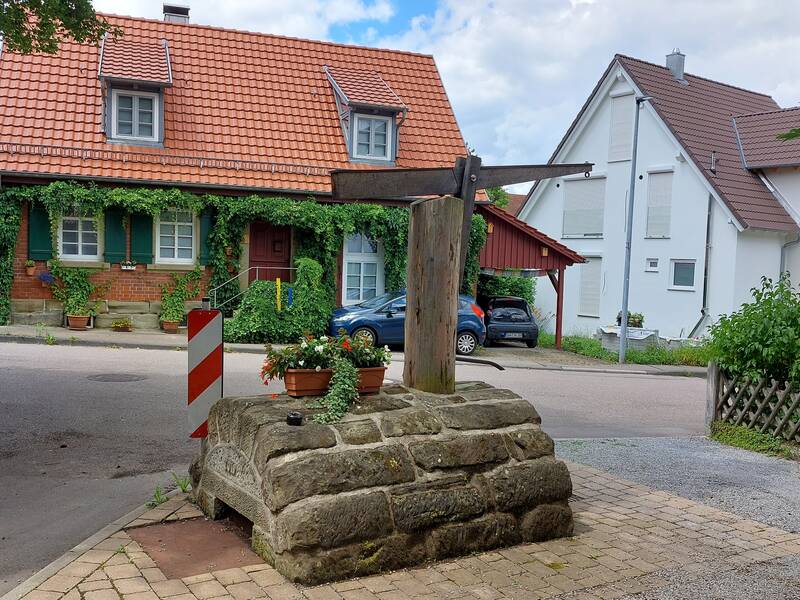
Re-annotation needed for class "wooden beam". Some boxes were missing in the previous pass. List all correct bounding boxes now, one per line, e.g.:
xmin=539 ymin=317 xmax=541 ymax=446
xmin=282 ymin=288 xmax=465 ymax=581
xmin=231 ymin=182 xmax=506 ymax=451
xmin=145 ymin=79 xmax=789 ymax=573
xmin=331 ymin=165 xmax=461 ymax=200
xmin=403 ymin=195 xmax=463 ymax=394
xmin=475 ymin=163 xmax=593 ymax=189
xmin=457 ymin=155 xmax=481 ymax=288
xmin=555 ymin=268 xmax=564 ymax=350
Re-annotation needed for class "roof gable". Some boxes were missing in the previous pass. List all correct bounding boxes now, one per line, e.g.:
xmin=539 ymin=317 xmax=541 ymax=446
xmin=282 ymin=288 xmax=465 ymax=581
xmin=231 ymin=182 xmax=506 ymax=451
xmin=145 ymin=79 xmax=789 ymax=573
xmin=0 ymin=14 xmax=468 ymax=193
xmin=99 ymin=36 xmax=172 ymax=85
xmin=734 ymin=107 xmax=800 ymax=169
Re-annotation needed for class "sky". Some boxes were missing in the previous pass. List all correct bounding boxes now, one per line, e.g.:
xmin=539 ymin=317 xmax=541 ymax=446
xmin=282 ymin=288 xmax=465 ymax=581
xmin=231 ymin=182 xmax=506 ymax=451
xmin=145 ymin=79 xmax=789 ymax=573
xmin=93 ymin=0 xmax=800 ymax=192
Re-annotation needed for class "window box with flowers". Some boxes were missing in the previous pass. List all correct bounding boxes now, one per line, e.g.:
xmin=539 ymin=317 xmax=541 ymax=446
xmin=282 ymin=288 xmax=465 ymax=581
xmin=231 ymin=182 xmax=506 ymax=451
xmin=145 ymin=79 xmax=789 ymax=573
xmin=261 ymin=333 xmax=391 ymax=422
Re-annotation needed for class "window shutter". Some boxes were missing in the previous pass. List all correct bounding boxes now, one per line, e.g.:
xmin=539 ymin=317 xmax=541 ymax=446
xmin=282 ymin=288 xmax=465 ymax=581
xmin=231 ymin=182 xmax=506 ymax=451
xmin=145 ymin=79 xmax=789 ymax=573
xmin=198 ymin=209 xmax=213 ymax=266
xmin=28 ymin=203 xmax=53 ymax=260
xmin=103 ymin=208 xmax=126 ymax=263
xmin=130 ymin=213 xmax=154 ymax=264
xmin=563 ymin=178 xmax=606 ymax=236
xmin=609 ymin=94 xmax=634 ymax=161
xmin=579 ymin=257 xmax=602 ymax=317
xmin=646 ymin=172 xmax=672 ymax=237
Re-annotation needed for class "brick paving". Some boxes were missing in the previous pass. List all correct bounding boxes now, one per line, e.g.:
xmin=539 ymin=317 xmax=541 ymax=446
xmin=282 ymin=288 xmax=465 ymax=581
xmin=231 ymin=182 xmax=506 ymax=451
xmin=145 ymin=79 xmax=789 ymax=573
xmin=17 ymin=463 xmax=800 ymax=600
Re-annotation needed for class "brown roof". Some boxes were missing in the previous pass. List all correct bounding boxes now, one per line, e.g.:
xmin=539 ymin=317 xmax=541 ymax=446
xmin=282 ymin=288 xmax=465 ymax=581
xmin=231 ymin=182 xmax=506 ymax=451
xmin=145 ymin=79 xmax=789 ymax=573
xmin=530 ymin=54 xmax=797 ymax=232
xmin=325 ymin=66 xmax=406 ymax=110
xmin=503 ymin=193 xmax=527 ymax=216
xmin=99 ymin=36 xmax=172 ymax=84
xmin=0 ymin=14 xmax=468 ymax=193
xmin=733 ymin=107 xmax=800 ymax=168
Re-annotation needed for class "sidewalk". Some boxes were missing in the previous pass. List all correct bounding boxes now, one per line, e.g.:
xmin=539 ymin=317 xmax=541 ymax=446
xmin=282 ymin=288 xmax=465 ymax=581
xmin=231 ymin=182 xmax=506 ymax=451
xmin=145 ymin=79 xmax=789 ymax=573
xmin=0 ymin=324 xmax=707 ymax=378
xmin=4 ymin=462 xmax=798 ymax=600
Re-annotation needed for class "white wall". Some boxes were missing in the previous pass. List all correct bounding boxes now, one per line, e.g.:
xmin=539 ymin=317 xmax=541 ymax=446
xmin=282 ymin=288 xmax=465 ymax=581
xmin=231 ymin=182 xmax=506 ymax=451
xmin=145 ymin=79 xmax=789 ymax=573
xmin=762 ymin=168 xmax=800 ymax=287
xmin=733 ymin=230 xmax=785 ymax=307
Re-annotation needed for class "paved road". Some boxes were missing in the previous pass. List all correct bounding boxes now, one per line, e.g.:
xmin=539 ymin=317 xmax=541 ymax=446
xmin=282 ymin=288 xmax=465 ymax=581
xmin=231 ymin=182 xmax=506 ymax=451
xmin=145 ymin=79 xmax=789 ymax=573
xmin=0 ymin=343 xmax=706 ymax=595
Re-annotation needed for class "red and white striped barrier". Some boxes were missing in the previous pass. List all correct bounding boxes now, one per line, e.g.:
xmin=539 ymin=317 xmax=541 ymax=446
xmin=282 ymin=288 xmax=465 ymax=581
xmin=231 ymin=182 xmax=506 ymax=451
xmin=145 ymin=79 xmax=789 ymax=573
xmin=188 ymin=308 xmax=223 ymax=438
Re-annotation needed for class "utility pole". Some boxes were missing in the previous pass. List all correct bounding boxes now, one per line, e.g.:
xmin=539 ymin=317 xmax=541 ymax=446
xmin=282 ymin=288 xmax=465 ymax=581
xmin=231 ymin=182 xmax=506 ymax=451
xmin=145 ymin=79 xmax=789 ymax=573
xmin=619 ymin=96 xmax=652 ymax=364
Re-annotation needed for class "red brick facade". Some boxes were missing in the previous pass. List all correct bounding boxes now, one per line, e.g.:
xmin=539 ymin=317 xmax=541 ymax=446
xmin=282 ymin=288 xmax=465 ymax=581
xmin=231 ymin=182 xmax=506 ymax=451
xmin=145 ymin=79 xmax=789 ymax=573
xmin=12 ymin=203 xmax=209 ymax=302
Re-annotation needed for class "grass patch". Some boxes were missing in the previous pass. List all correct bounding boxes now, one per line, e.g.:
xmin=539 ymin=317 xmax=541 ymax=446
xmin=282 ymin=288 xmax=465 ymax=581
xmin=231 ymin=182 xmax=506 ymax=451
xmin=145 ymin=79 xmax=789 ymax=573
xmin=710 ymin=421 xmax=794 ymax=459
xmin=538 ymin=333 xmax=710 ymax=366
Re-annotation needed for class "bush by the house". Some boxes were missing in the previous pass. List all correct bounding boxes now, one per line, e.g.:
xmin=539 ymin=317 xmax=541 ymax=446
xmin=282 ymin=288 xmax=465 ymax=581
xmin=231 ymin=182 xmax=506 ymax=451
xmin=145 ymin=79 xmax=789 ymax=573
xmin=477 ymin=273 xmax=535 ymax=305
xmin=708 ymin=274 xmax=800 ymax=384
xmin=224 ymin=258 xmax=333 ymax=344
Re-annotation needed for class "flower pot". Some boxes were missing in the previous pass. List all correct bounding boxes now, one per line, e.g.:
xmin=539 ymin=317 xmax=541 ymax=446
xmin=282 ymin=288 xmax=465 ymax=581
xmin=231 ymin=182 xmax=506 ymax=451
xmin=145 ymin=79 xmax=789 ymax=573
xmin=25 ymin=266 xmax=36 ymax=276
xmin=357 ymin=366 xmax=386 ymax=394
xmin=161 ymin=320 xmax=180 ymax=334
xmin=67 ymin=315 xmax=90 ymax=331
xmin=113 ymin=325 xmax=133 ymax=332
xmin=284 ymin=368 xmax=333 ymax=397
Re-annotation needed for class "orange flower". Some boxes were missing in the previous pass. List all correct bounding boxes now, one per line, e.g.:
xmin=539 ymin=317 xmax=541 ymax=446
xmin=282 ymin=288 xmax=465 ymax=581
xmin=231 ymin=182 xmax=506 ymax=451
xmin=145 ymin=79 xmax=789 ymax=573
xmin=341 ymin=339 xmax=352 ymax=352
xmin=271 ymin=393 xmax=279 ymax=399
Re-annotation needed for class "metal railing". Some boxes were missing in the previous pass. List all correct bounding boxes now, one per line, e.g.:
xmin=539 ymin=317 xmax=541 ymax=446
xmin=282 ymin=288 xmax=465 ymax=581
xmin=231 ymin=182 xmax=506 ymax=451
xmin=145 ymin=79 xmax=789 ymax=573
xmin=209 ymin=266 xmax=297 ymax=309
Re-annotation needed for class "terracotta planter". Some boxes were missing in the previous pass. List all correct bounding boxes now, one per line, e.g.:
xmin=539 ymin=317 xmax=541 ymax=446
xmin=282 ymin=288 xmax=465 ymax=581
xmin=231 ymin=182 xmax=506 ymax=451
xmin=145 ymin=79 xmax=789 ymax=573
xmin=284 ymin=368 xmax=333 ymax=397
xmin=113 ymin=325 xmax=133 ymax=332
xmin=67 ymin=315 xmax=90 ymax=331
xmin=161 ymin=320 xmax=180 ymax=334
xmin=357 ymin=366 xmax=386 ymax=394
xmin=25 ymin=266 xmax=36 ymax=276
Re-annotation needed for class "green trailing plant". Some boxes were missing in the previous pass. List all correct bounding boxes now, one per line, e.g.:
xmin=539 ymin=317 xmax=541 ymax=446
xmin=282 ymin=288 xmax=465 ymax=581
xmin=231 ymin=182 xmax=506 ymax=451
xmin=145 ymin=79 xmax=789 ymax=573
xmin=477 ymin=273 xmax=536 ymax=305
xmin=314 ymin=357 xmax=359 ymax=424
xmin=708 ymin=275 xmax=800 ymax=385
xmin=160 ymin=268 xmax=202 ymax=323
xmin=48 ymin=260 xmax=107 ymax=316
xmin=0 ymin=202 xmax=21 ymax=324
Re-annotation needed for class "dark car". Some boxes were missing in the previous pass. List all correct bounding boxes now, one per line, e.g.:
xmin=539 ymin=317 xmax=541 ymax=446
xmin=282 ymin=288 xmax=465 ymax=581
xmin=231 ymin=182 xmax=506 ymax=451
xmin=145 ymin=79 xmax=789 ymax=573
xmin=330 ymin=290 xmax=486 ymax=355
xmin=482 ymin=296 xmax=539 ymax=348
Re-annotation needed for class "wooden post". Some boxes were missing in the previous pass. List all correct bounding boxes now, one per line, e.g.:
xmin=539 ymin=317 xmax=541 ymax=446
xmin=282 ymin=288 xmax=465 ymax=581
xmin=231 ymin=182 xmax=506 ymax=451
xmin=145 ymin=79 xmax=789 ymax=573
xmin=555 ymin=267 xmax=564 ymax=350
xmin=705 ymin=361 xmax=719 ymax=433
xmin=404 ymin=195 xmax=464 ymax=394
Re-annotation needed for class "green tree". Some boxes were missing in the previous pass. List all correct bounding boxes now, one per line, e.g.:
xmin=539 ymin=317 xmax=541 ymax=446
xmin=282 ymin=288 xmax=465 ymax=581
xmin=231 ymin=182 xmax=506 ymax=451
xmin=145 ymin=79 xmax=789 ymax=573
xmin=777 ymin=128 xmax=800 ymax=141
xmin=1 ymin=0 xmax=117 ymax=54
xmin=486 ymin=186 xmax=510 ymax=209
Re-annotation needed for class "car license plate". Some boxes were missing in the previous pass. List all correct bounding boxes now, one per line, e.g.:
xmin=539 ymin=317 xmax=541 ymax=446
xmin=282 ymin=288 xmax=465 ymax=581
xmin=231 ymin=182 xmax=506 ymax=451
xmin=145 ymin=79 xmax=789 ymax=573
xmin=504 ymin=332 xmax=523 ymax=339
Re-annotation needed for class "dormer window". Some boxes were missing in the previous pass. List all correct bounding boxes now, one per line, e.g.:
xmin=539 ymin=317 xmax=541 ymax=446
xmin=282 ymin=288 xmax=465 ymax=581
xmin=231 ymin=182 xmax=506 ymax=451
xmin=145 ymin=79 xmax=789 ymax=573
xmin=354 ymin=115 xmax=391 ymax=160
xmin=111 ymin=90 xmax=160 ymax=141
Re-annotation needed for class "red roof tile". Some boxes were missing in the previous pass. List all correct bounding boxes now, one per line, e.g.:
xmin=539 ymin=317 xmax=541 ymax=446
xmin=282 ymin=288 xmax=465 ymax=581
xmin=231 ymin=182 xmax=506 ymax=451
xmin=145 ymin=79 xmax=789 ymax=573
xmin=0 ymin=14 xmax=468 ymax=193
xmin=99 ymin=36 xmax=172 ymax=84
xmin=503 ymin=193 xmax=527 ymax=217
xmin=733 ymin=107 xmax=800 ymax=169
xmin=325 ymin=66 xmax=406 ymax=109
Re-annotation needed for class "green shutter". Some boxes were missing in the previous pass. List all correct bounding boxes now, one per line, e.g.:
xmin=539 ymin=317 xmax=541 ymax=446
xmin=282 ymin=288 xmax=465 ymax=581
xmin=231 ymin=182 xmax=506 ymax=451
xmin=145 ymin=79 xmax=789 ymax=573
xmin=198 ymin=209 xmax=213 ymax=265
xmin=103 ymin=208 xmax=126 ymax=264
xmin=130 ymin=213 xmax=154 ymax=264
xmin=28 ymin=203 xmax=52 ymax=260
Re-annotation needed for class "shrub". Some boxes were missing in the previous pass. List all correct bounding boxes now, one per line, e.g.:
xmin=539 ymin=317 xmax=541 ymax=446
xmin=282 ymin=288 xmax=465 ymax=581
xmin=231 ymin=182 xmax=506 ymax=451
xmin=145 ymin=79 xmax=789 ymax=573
xmin=710 ymin=422 xmax=792 ymax=458
xmin=708 ymin=275 xmax=800 ymax=384
xmin=477 ymin=273 xmax=536 ymax=305
xmin=287 ymin=257 xmax=333 ymax=339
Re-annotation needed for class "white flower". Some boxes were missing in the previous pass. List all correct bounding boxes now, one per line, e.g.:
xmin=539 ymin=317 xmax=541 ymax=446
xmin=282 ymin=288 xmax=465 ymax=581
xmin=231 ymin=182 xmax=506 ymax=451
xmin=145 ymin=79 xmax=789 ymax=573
xmin=301 ymin=341 xmax=308 ymax=349
xmin=315 ymin=365 xmax=321 ymax=372
xmin=320 ymin=335 xmax=328 ymax=341
xmin=298 ymin=360 xmax=304 ymax=367
xmin=315 ymin=345 xmax=325 ymax=353
xmin=384 ymin=345 xmax=389 ymax=351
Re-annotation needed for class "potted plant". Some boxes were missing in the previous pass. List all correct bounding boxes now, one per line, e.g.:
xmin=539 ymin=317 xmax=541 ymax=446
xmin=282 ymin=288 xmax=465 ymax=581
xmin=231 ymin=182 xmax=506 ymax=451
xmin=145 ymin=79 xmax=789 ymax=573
xmin=45 ymin=262 xmax=106 ymax=331
xmin=112 ymin=317 xmax=133 ymax=332
xmin=24 ymin=259 xmax=36 ymax=276
xmin=38 ymin=271 xmax=55 ymax=288
xmin=160 ymin=268 xmax=202 ymax=333
xmin=616 ymin=311 xmax=644 ymax=328
xmin=120 ymin=259 xmax=137 ymax=272
xmin=261 ymin=335 xmax=338 ymax=396
xmin=339 ymin=333 xmax=391 ymax=393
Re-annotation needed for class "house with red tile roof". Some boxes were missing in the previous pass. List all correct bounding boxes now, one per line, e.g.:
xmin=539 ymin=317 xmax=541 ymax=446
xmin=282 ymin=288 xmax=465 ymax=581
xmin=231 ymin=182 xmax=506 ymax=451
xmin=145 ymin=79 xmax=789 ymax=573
xmin=0 ymin=8 xmax=582 ymax=333
xmin=519 ymin=51 xmax=800 ymax=338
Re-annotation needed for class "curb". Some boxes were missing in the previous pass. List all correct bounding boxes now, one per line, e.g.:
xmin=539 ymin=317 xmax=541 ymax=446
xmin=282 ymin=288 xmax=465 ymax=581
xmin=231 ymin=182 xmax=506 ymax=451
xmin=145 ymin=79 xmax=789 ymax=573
xmin=0 ymin=489 xmax=183 ymax=600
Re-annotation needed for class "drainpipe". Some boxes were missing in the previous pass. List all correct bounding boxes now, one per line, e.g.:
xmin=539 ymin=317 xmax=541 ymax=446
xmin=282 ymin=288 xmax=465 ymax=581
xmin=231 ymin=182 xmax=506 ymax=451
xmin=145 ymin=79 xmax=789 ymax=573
xmin=689 ymin=194 xmax=713 ymax=338
xmin=781 ymin=234 xmax=800 ymax=274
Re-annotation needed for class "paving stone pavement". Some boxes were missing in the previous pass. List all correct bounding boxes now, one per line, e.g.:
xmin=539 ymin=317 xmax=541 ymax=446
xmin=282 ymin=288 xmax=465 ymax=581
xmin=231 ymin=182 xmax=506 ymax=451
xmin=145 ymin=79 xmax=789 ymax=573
xmin=14 ymin=463 xmax=800 ymax=600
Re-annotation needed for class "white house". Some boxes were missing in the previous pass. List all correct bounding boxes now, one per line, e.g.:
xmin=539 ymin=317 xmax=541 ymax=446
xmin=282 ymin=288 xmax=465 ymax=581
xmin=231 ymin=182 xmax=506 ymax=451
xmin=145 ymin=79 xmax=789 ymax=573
xmin=519 ymin=51 xmax=800 ymax=338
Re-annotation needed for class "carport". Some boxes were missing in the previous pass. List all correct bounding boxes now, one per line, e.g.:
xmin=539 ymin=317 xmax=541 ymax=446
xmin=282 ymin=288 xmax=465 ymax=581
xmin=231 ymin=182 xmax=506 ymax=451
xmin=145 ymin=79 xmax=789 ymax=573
xmin=475 ymin=203 xmax=585 ymax=349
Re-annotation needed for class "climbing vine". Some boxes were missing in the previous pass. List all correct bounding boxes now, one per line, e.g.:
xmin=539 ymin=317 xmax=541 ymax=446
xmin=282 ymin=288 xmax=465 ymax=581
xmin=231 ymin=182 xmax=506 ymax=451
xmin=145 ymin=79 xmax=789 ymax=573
xmin=0 ymin=202 xmax=22 ymax=324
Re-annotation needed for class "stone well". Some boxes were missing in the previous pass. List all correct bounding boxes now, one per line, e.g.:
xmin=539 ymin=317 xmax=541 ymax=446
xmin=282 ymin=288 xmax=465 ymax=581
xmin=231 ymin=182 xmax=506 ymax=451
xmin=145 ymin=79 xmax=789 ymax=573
xmin=190 ymin=382 xmax=573 ymax=585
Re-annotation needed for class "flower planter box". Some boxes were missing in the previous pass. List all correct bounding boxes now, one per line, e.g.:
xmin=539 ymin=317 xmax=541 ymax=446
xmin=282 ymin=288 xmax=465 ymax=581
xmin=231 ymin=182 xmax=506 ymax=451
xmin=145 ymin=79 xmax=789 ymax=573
xmin=67 ymin=315 xmax=90 ymax=331
xmin=284 ymin=368 xmax=333 ymax=397
xmin=357 ymin=366 xmax=386 ymax=394
xmin=161 ymin=320 xmax=180 ymax=334
xmin=113 ymin=325 xmax=133 ymax=332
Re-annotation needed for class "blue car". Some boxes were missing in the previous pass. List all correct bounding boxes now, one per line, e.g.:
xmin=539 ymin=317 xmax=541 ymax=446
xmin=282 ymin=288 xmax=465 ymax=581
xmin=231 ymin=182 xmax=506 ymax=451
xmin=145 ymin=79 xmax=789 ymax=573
xmin=330 ymin=291 xmax=486 ymax=355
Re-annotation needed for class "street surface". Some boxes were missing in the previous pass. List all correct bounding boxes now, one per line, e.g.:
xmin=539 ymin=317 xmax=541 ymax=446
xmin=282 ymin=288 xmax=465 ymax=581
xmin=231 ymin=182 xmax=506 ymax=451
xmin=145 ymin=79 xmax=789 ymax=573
xmin=0 ymin=343 xmax=705 ymax=594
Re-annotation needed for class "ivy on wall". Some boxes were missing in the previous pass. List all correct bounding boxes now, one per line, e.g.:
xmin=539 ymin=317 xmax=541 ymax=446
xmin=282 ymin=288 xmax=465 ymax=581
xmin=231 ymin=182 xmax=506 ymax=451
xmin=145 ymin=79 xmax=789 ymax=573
xmin=0 ymin=202 xmax=22 ymax=324
xmin=0 ymin=182 xmax=488 ymax=323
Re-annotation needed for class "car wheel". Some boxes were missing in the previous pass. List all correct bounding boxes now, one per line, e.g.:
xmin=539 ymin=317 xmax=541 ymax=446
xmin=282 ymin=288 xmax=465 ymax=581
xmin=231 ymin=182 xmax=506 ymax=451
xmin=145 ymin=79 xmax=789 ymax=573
xmin=456 ymin=331 xmax=478 ymax=355
xmin=352 ymin=327 xmax=377 ymax=345
xmin=526 ymin=340 xmax=537 ymax=348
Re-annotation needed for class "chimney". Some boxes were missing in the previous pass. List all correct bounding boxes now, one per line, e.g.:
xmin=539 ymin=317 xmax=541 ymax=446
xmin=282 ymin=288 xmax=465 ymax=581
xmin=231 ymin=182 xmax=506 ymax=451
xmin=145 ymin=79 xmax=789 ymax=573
xmin=163 ymin=3 xmax=190 ymax=23
xmin=666 ymin=48 xmax=686 ymax=82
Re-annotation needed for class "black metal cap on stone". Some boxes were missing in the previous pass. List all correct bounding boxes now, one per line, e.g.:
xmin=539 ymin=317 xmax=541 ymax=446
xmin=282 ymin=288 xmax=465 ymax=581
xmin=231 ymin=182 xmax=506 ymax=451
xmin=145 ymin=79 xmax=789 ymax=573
xmin=286 ymin=411 xmax=303 ymax=426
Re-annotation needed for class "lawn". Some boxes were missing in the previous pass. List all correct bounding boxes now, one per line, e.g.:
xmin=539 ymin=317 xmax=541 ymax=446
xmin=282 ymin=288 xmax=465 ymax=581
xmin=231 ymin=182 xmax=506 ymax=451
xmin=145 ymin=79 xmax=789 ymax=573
xmin=538 ymin=333 xmax=711 ymax=366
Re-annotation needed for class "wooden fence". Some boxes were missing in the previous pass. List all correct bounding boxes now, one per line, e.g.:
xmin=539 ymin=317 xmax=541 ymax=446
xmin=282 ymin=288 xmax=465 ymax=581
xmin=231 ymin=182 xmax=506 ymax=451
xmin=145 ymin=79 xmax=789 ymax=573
xmin=706 ymin=362 xmax=800 ymax=442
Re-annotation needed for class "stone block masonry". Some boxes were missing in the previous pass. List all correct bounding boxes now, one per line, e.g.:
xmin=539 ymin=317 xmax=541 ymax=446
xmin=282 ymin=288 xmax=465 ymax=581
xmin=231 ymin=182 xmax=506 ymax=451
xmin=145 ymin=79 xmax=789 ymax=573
xmin=191 ymin=381 xmax=574 ymax=585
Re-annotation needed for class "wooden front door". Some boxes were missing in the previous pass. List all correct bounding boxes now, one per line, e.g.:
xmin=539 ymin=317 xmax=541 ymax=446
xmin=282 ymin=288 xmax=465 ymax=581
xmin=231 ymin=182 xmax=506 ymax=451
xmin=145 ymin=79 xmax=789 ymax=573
xmin=249 ymin=222 xmax=291 ymax=282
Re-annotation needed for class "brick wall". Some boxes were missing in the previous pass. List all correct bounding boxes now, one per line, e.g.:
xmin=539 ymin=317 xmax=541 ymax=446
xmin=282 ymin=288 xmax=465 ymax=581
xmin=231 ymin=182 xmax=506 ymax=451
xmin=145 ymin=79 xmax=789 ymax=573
xmin=11 ymin=203 xmax=210 ymax=302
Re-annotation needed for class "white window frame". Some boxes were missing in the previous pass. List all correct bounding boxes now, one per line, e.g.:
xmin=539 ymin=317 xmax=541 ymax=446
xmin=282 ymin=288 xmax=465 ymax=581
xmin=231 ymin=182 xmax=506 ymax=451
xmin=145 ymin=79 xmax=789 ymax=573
xmin=562 ymin=176 xmax=606 ymax=238
xmin=608 ymin=92 xmax=634 ymax=162
xmin=669 ymin=259 xmax=696 ymax=291
xmin=156 ymin=209 xmax=196 ymax=265
xmin=578 ymin=256 xmax=603 ymax=318
xmin=645 ymin=258 xmax=659 ymax=272
xmin=342 ymin=233 xmax=385 ymax=305
xmin=645 ymin=170 xmax=673 ymax=238
xmin=352 ymin=114 xmax=392 ymax=161
xmin=58 ymin=213 xmax=101 ymax=261
xmin=111 ymin=89 xmax=160 ymax=142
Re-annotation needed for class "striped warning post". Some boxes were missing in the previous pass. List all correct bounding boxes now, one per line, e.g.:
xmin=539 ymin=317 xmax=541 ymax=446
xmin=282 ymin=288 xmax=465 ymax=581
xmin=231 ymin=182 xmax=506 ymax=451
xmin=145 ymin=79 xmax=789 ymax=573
xmin=188 ymin=309 xmax=223 ymax=438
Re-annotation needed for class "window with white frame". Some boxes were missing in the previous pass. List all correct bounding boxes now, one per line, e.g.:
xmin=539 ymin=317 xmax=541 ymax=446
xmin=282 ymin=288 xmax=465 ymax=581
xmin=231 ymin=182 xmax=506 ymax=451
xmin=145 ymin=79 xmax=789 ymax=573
xmin=59 ymin=212 xmax=99 ymax=260
xmin=563 ymin=177 xmax=606 ymax=237
xmin=670 ymin=259 xmax=696 ymax=290
xmin=158 ymin=209 xmax=195 ymax=263
xmin=353 ymin=115 xmax=392 ymax=160
xmin=646 ymin=171 xmax=673 ymax=237
xmin=343 ymin=233 xmax=385 ymax=305
xmin=578 ymin=257 xmax=602 ymax=317
xmin=111 ymin=89 xmax=159 ymax=142
xmin=608 ymin=93 xmax=634 ymax=161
